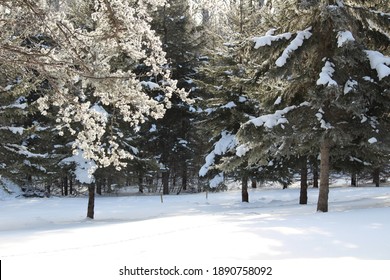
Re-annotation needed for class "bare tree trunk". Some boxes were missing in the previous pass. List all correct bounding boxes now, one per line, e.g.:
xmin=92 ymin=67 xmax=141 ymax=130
xmin=63 ymin=176 xmax=68 ymax=196
xmin=317 ymin=138 xmax=331 ymax=212
xmin=69 ymin=176 xmax=73 ymax=195
xmin=312 ymin=159 xmax=319 ymax=188
xmin=351 ymin=172 xmax=357 ymax=187
xmin=138 ymin=174 xmax=144 ymax=193
xmin=373 ymin=168 xmax=380 ymax=187
xmin=87 ymin=183 xmax=95 ymax=219
xmin=300 ymin=156 xmax=308 ymax=205
xmin=180 ymin=163 xmax=188 ymax=194
xmin=96 ymin=178 xmax=102 ymax=195
xmin=242 ymin=175 xmax=249 ymax=202
xmin=251 ymin=179 xmax=257 ymax=189
xmin=162 ymin=171 xmax=170 ymax=195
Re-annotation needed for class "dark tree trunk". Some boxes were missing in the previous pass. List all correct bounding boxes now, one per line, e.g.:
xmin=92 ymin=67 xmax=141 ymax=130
xmin=242 ymin=175 xmax=249 ymax=202
xmin=373 ymin=168 xmax=380 ymax=187
xmin=138 ymin=174 xmax=144 ymax=193
xmin=351 ymin=172 xmax=357 ymax=187
xmin=87 ymin=183 xmax=95 ymax=219
xmin=182 ymin=163 xmax=188 ymax=191
xmin=63 ymin=176 xmax=68 ymax=196
xmin=162 ymin=171 xmax=170 ymax=195
xmin=317 ymin=138 xmax=331 ymax=212
xmin=300 ymin=157 xmax=308 ymax=205
xmin=251 ymin=179 xmax=257 ymax=189
xmin=96 ymin=178 xmax=102 ymax=195
xmin=107 ymin=177 xmax=112 ymax=193
xmin=312 ymin=159 xmax=319 ymax=188
xmin=69 ymin=177 xmax=73 ymax=195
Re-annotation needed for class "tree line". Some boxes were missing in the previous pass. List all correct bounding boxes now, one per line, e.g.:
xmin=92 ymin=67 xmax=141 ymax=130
xmin=0 ymin=0 xmax=389 ymax=217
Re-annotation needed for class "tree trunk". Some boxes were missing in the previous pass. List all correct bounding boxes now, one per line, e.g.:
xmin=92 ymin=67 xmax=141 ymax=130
xmin=162 ymin=171 xmax=170 ymax=195
xmin=373 ymin=168 xmax=380 ymax=187
xmin=69 ymin=177 xmax=73 ymax=195
xmin=63 ymin=176 xmax=68 ymax=196
xmin=181 ymin=163 xmax=188 ymax=193
xmin=300 ymin=156 xmax=308 ymax=205
xmin=251 ymin=179 xmax=257 ymax=189
xmin=138 ymin=174 xmax=144 ymax=193
xmin=87 ymin=183 xmax=95 ymax=219
xmin=96 ymin=178 xmax=102 ymax=195
xmin=351 ymin=172 xmax=357 ymax=187
xmin=242 ymin=175 xmax=249 ymax=202
xmin=317 ymin=138 xmax=331 ymax=212
xmin=312 ymin=159 xmax=319 ymax=188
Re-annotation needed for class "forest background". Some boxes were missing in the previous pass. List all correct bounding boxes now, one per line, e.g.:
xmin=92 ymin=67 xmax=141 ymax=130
xmin=0 ymin=0 xmax=389 ymax=218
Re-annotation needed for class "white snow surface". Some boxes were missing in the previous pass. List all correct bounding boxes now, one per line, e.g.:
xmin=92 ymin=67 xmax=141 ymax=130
xmin=252 ymin=29 xmax=292 ymax=49
xmin=61 ymin=150 xmax=97 ymax=184
xmin=317 ymin=59 xmax=337 ymax=86
xmin=1 ymin=183 xmax=390 ymax=280
xmin=199 ymin=131 xmax=236 ymax=178
xmin=249 ymin=106 xmax=296 ymax=128
xmin=337 ymin=30 xmax=355 ymax=47
xmin=368 ymin=137 xmax=378 ymax=144
xmin=365 ymin=50 xmax=390 ymax=80
xmin=275 ymin=27 xmax=312 ymax=67
xmin=274 ymin=96 xmax=282 ymax=105
xmin=344 ymin=79 xmax=358 ymax=94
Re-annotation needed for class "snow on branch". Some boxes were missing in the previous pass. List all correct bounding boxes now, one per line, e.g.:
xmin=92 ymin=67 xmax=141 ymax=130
xmin=275 ymin=27 xmax=312 ymax=67
xmin=337 ymin=30 xmax=355 ymax=47
xmin=252 ymin=29 xmax=292 ymax=49
xmin=365 ymin=50 xmax=390 ymax=80
xmin=316 ymin=59 xmax=338 ymax=87
xmin=199 ymin=131 xmax=237 ymax=177
xmin=248 ymin=105 xmax=296 ymax=129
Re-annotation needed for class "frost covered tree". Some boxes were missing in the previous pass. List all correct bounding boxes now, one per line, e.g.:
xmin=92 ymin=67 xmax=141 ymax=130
xmin=233 ymin=0 xmax=390 ymax=211
xmin=0 ymin=0 xmax=187 ymax=218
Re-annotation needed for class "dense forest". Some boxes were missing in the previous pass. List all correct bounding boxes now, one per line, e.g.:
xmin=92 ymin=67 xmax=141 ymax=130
xmin=0 ymin=0 xmax=389 ymax=217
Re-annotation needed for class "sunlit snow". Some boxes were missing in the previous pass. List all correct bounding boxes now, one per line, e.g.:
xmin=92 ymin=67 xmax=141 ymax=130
xmin=1 ymin=182 xmax=390 ymax=280
xmin=365 ymin=50 xmax=390 ymax=80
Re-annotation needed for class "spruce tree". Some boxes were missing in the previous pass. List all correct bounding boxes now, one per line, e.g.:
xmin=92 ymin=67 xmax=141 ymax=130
xmin=196 ymin=0 xmax=264 ymax=201
xmin=148 ymin=0 xmax=205 ymax=194
xmin=233 ymin=0 xmax=390 ymax=212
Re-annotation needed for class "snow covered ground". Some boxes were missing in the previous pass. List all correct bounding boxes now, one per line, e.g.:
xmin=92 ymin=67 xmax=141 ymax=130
xmin=1 ymin=181 xmax=390 ymax=279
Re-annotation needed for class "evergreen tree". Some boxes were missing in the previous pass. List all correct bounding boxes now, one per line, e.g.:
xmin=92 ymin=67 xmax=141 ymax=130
xmin=0 ymin=0 xmax=187 ymax=218
xmin=196 ymin=0 xmax=264 ymax=201
xmin=148 ymin=0 xmax=205 ymax=194
xmin=232 ymin=0 xmax=390 ymax=211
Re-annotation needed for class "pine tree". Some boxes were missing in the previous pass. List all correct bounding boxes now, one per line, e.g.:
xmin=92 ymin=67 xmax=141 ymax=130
xmin=233 ymin=0 xmax=390 ymax=212
xmin=196 ymin=0 xmax=265 ymax=201
xmin=147 ymin=0 xmax=205 ymax=194
xmin=0 ymin=0 xmax=187 ymax=218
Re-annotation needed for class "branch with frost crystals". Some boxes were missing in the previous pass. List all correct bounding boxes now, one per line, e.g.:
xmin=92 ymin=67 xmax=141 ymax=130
xmin=275 ymin=27 xmax=312 ymax=67
xmin=1 ymin=0 xmax=187 ymax=171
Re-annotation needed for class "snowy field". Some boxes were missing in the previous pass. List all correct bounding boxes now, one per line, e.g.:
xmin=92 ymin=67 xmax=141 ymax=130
xmin=1 ymin=181 xmax=390 ymax=279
